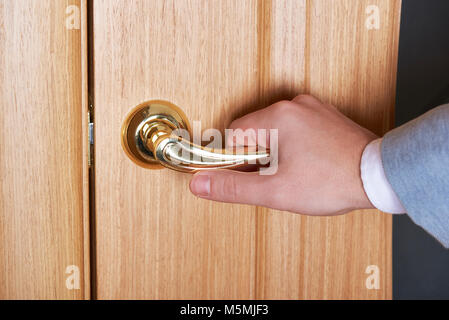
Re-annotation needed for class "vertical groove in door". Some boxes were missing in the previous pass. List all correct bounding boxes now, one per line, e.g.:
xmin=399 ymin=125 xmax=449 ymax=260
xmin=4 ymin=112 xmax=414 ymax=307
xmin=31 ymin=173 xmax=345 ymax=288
xmin=81 ymin=0 xmax=91 ymax=300
xmin=86 ymin=0 xmax=97 ymax=300
xmin=255 ymin=0 xmax=272 ymax=300
xmin=303 ymin=0 xmax=312 ymax=94
xmin=255 ymin=0 xmax=309 ymax=299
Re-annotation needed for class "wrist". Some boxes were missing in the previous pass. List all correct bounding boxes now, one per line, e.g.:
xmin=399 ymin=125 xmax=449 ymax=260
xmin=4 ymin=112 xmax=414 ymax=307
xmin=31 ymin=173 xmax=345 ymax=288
xmin=354 ymin=140 xmax=377 ymax=211
xmin=340 ymin=134 xmax=378 ymax=213
xmin=360 ymin=138 xmax=406 ymax=214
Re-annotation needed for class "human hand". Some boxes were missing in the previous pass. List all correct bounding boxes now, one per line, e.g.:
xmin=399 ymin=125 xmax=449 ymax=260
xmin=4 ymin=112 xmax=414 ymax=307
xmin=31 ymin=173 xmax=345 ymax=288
xmin=189 ymin=95 xmax=377 ymax=216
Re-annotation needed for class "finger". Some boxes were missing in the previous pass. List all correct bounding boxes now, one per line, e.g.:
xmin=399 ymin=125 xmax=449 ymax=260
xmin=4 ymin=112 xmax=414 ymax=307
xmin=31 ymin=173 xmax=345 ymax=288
xmin=291 ymin=94 xmax=322 ymax=106
xmin=189 ymin=171 xmax=274 ymax=206
xmin=226 ymin=127 xmax=270 ymax=149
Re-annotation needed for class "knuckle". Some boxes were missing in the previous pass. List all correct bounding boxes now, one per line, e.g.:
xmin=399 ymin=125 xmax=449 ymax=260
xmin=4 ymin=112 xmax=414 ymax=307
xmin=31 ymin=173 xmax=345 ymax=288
xmin=292 ymin=94 xmax=319 ymax=106
xmin=229 ymin=119 xmax=243 ymax=129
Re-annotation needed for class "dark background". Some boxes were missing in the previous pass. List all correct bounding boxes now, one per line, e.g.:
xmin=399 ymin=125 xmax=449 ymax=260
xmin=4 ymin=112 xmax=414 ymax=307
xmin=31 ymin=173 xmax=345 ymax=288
xmin=394 ymin=0 xmax=449 ymax=299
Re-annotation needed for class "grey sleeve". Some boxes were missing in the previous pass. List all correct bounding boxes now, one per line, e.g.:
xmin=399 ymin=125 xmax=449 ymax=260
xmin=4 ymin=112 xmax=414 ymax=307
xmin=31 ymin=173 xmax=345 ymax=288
xmin=381 ymin=104 xmax=449 ymax=247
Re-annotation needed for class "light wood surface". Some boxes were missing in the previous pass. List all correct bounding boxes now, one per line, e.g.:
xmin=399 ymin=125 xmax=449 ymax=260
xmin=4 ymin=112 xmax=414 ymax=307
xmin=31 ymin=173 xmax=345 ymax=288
xmin=256 ymin=0 xmax=399 ymax=299
xmin=93 ymin=0 xmax=400 ymax=299
xmin=94 ymin=0 xmax=259 ymax=299
xmin=0 ymin=0 xmax=90 ymax=299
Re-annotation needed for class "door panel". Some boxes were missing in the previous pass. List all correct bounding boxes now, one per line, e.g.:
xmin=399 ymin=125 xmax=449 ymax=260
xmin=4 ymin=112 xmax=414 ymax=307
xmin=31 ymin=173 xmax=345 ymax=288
xmin=257 ymin=0 xmax=399 ymax=299
xmin=94 ymin=0 xmax=259 ymax=299
xmin=94 ymin=0 xmax=400 ymax=299
xmin=0 ymin=0 xmax=89 ymax=299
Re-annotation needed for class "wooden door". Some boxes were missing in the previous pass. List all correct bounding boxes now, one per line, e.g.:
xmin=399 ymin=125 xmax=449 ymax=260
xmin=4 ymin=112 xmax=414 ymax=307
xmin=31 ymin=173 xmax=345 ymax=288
xmin=93 ymin=0 xmax=400 ymax=299
xmin=0 ymin=0 xmax=90 ymax=299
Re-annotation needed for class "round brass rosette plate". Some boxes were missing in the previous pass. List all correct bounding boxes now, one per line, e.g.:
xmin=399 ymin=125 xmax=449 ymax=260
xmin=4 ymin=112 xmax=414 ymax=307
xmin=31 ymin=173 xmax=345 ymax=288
xmin=121 ymin=100 xmax=191 ymax=169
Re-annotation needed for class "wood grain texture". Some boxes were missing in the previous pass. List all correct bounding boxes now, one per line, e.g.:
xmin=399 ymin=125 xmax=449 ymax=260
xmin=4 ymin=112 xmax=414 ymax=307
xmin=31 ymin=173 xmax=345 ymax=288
xmin=93 ymin=0 xmax=400 ymax=299
xmin=256 ymin=0 xmax=399 ymax=299
xmin=93 ymin=0 xmax=259 ymax=299
xmin=0 ymin=0 xmax=90 ymax=299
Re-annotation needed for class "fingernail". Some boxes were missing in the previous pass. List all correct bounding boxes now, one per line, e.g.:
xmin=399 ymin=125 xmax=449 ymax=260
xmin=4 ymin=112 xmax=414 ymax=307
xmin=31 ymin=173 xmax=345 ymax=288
xmin=191 ymin=175 xmax=210 ymax=197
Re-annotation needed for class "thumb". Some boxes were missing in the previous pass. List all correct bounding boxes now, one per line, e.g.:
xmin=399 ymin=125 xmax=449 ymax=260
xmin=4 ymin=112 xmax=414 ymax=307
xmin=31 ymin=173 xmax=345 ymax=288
xmin=189 ymin=171 xmax=273 ymax=206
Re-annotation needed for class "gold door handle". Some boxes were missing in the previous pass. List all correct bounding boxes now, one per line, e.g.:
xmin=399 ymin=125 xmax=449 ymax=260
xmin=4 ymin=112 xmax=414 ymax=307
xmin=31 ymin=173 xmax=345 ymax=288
xmin=121 ymin=100 xmax=270 ymax=173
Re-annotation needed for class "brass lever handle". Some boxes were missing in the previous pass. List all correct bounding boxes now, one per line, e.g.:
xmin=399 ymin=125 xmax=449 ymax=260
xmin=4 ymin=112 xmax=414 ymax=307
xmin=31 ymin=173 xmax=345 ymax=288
xmin=122 ymin=101 xmax=270 ymax=173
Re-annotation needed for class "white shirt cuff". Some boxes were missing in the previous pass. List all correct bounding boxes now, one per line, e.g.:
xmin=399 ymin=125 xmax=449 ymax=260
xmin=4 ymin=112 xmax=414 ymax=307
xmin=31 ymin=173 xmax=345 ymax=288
xmin=361 ymin=138 xmax=406 ymax=214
